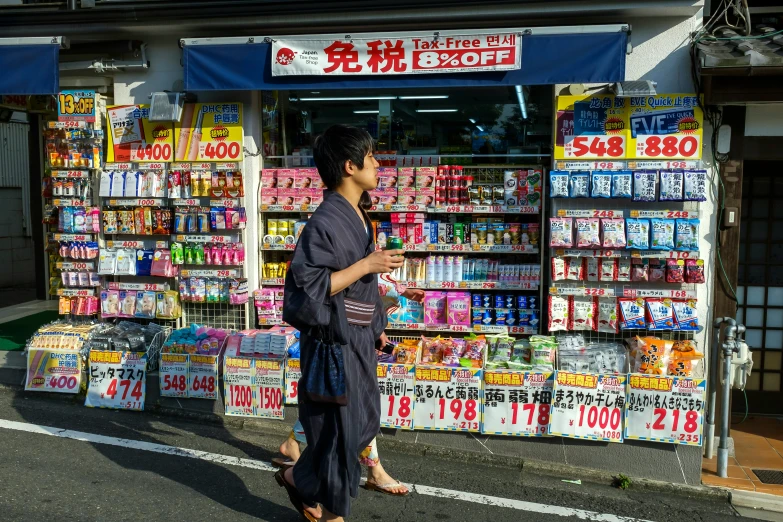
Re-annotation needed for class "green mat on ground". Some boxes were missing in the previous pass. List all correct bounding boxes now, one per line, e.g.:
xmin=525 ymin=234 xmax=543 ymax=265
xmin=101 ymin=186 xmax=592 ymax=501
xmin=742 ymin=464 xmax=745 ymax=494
xmin=0 ymin=311 xmax=60 ymax=351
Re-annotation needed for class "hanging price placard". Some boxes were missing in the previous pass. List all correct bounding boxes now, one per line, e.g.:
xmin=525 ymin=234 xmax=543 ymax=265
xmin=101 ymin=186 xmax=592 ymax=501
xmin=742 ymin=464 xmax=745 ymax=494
xmin=548 ymin=372 xmax=625 ymax=443
xmin=628 ymin=95 xmax=703 ymax=160
xmin=159 ymin=353 xmax=189 ymax=398
xmin=555 ymin=94 xmax=630 ymax=160
xmin=378 ymin=363 xmax=416 ymax=430
xmin=224 ymin=356 xmax=255 ymax=416
xmin=255 ymin=358 xmax=285 ymax=419
xmin=413 ymin=367 xmax=482 ymax=432
xmin=624 ymin=375 xmax=706 ymax=446
xmin=482 ymin=371 xmax=553 ymax=436
xmin=85 ymin=351 xmax=147 ymax=411
xmin=189 ymin=355 xmax=219 ymax=400
xmin=25 ymin=349 xmax=82 ymax=394
xmin=285 ymin=358 xmax=301 ymax=405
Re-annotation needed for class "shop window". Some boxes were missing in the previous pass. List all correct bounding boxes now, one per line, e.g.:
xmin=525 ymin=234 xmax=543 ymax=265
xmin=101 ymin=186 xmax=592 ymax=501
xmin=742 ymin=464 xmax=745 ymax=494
xmin=750 ymin=221 xmax=768 ymax=241
xmin=746 ymin=372 xmax=761 ymax=391
xmin=766 ymin=309 xmax=783 ymax=329
xmin=736 ymin=308 xmax=744 ymax=324
xmin=763 ymin=373 xmax=781 ymax=392
xmin=746 ymin=286 xmax=766 ymax=306
xmin=751 ymin=199 xmax=769 ymax=218
xmin=765 ymin=352 xmax=782 ymax=370
xmin=737 ymin=285 xmax=745 ymax=305
xmin=769 ymin=287 xmax=783 ymax=307
xmin=765 ymin=330 xmax=783 ymax=350
xmin=748 ymin=243 xmax=766 ymax=262
xmin=745 ymin=328 xmax=763 ymax=348
xmin=745 ymin=308 xmax=764 ymax=327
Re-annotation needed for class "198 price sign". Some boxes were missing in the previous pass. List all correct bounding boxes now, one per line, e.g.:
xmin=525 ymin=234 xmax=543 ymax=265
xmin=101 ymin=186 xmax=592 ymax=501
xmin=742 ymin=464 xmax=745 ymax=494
xmin=413 ymin=367 xmax=482 ymax=432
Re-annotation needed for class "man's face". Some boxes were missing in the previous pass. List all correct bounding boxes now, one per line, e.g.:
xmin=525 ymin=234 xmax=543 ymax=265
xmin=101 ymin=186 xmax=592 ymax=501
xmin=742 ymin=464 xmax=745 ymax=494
xmin=350 ymin=151 xmax=380 ymax=191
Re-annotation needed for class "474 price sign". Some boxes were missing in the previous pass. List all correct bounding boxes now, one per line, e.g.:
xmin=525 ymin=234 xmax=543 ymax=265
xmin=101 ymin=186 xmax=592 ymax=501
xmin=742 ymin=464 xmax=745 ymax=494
xmin=482 ymin=371 xmax=553 ymax=436
xmin=624 ymin=375 xmax=706 ymax=446
xmin=85 ymin=351 xmax=147 ymax=411
xmin=548 ymin=372 xmax=626 ymax=443
xmin=413 ymin=366 xmax=482 ymax=432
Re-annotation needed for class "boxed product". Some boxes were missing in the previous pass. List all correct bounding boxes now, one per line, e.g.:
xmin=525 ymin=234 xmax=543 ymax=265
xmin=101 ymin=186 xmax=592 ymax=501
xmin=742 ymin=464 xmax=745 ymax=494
xmin=277 ymin=188 xmax=297 ymax=206
xmin=415 ymin=188 xmax=436 ymax=206
xmin=277 ymin=169 xmax=297 ymax=189
xmin=260 ymin=169 xmax=278 ymax=188
xmin=416 ymin=167 xmax=437 ymax=188
xmin=397 ymin=188 xmax=417 ymax=205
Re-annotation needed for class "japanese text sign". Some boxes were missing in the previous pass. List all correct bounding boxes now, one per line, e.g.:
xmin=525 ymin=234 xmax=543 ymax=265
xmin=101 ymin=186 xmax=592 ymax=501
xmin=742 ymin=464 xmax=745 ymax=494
xmin=25 ymin=349 xmax=82 ymax=394
xmin=255 ymin=358 xmax=285 ymax=419
xmin=482 ymin=371 xmax=553 ymax=436
xmin=85 ymin=351 xmax=147 ymax=411
xmin=413 ymin=366 xmax=482 ymax=432
xmin=627 ymin=94 xmax=703 ymax=160
xmin=174 ymin=103 xmax=244 ymax=162
xmin=285 ymin=358 xmax=301 ymax=404
xmin=624 ymin=375 xmax=706 ymax=446
xmin=555 ymin=95 xmax=629 ymax=160
xmin=272 ymin=34 xmax=521 ymax=76
xmin=224 ymin=356 xmax=256 ymax=417
xmin=107 ymin=104 xmax=175 ymax=163
xmin=189 ymin=355 xmax=219 ymax=400
xmin=548 ymin=371 xmax=625 ymax=443
xmin=159 ymin=353 xmax=189 ymax=399
xmin=58 ymin=90 xmax=96 ymax=122
xmin=378 ymin=363 xmax=416 ymax=430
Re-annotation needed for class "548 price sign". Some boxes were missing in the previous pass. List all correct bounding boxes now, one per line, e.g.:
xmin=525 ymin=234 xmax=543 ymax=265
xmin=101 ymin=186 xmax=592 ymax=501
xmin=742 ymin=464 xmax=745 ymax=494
xmin=565 ymin=135 xmax=625 ymax=159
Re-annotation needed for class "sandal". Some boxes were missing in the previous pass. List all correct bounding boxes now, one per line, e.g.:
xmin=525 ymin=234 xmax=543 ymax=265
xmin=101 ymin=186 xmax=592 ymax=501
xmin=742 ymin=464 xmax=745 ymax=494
xmin=274 ymin=469 xmax=319 ymax=522
xmin=271 ymin=457 xmax=296 ymax=469
xmin=364 ymin=480 xmax=410 ymax=497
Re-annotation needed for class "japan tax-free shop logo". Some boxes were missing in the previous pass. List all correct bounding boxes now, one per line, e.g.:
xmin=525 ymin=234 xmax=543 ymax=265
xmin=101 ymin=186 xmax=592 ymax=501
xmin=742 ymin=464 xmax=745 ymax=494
xmin=276 ymin=48 xmax=297 ymax=66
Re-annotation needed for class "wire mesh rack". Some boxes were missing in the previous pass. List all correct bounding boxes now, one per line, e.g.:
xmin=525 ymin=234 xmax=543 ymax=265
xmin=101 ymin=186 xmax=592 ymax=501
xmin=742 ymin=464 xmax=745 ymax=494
xmin=181 ymin=301 xmax=249 ymax=332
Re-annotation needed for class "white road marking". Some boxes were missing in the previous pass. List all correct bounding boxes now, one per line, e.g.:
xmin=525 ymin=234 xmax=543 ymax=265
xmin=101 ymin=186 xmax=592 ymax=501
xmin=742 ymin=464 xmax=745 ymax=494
xmin=0 ymin=419 xmax=654 ymax=522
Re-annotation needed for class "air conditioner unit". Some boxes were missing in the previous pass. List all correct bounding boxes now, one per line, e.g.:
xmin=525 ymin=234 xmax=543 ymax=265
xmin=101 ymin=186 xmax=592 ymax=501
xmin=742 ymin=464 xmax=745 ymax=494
xmin=149 ymin=92 xmax=194 ymax=122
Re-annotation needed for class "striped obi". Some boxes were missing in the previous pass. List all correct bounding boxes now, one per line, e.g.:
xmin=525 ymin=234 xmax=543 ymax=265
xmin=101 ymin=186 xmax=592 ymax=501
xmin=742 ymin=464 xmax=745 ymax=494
xmin=344 ymin=298 xmax=375 ymax=326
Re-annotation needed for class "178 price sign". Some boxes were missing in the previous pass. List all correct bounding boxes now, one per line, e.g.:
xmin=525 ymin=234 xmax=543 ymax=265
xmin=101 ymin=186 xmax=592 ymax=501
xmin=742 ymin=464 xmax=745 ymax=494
xmin=624 ymin=376 xmax=706 ymax=446
xmin=482 ymin=371 xmax=553 ymax=436
xmin=548 ymin=372 xmax=625 ymax=443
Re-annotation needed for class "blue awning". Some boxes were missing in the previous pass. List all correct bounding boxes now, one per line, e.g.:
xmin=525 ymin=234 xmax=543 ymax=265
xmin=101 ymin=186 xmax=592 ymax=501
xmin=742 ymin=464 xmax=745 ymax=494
xmin=0 ymin=43 xmax=60 ymax=95
xmin=184 ymin=31 xmax=627 ymax=91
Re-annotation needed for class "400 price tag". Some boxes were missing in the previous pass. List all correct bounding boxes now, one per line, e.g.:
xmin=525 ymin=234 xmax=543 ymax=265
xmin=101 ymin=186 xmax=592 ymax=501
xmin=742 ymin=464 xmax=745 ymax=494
xmin=378 ymin=363 xmax=416 ymax=430
xmin=413 ymin=367 xmax=482 ymax=432
xmin=624 ymin=375 xmax=706 ymax=446
xmin=482 ymin=371 xmax=553 ymax=437
xmin=548 ymin=372 xmax=625 ymax=443
xmin=25 ymin=349 xmax=82 ymax=394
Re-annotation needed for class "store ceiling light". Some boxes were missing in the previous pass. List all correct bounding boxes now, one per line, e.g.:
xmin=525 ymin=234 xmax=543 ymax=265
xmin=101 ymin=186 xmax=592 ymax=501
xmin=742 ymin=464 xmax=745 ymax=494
xmin=469 ymin=118 xmax=477 ymax=124
xmin=416 ymin=109 xmax=458 ymax=113
xmin=476 ymin=125 xmax=485 ymax=132
xmin=515 ymin=85 xmax=528 ymax=120
xmin=398 ymin=95 xmax=449 ymax=100
xmin=353 ymin=110 xmax=380 ymax=114
xmin=296 ymin=96 xmax=396 ymax=101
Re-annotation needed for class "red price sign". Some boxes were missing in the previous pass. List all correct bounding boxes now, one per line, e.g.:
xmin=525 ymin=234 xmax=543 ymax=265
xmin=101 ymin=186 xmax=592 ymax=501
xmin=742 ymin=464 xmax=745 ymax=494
xmin=413 ymin=368 xmax=482 ymax=432
xmin=258 ymin=386 xmax=284 ymax=418
xmin=224 ymin=356 xmax=254 ymax=415
xmin=163 ymin=374 xmax=187 ymax=392
xmin=636 ymin=135 xmax=700 ymax=159
xmin=665 ymin=210 xmax=693 ymax=218
xmin=566 ymin=135 xmax=626 ymax=159
xmin=592 ymin=210 xmax=616 ymax=218
xmin=285 ymin=359 xmax=301 ymax=405
xmin=200 ymin=141 xmax=242 ymax=160
xmin=548 ymin=372 xmax=625 ymax=443
xmin=404 ymin=243 xmax=416 ymax=251
xmin=441 ymin=281 xmax=456 ymax=289
xmin=378 ymin=363 xmax=416 ymax=429
xmin=160 ymin=353 xmax=188 ymax=398
xmin=666 ymin=161 xmax=688 ymax=169
xmin=593 ymin=161 xmax=618 ymax=170
xmin=482 ymin=372 xmax=553 ymax=436
xmin=228 ymin=384 xmax=253 ymax=408
xmin=130 ymin=143 xmax=173 ymax=162
xmin=189 ymin=355 xmax=218 ymax=400
xmin=482 ymin=282 xmax=496 ymax=289
xmin=584 ymin=288 xmax=607 ymax=297
xmin=191 ymin=375 xmax=216 ymax=394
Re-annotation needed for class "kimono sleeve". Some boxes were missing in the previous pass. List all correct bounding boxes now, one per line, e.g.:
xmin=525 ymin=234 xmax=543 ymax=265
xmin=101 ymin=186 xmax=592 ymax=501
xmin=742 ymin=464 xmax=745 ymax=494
xmin=371 ymin=281 xmax=388 ymax=340
xmin=283 ymin=220 xmax=339 ymax=331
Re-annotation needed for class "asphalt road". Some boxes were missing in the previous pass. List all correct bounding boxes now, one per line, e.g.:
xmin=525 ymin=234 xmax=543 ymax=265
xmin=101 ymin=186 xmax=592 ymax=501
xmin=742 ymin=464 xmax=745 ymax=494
xmin=0 ymin=390 xmax=770 ymax=522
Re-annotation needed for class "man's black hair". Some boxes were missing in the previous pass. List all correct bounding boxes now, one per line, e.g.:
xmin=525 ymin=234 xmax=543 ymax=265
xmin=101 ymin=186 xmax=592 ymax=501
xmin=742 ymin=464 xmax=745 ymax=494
xmin=313 ymin=124 xmax=375 ymax=191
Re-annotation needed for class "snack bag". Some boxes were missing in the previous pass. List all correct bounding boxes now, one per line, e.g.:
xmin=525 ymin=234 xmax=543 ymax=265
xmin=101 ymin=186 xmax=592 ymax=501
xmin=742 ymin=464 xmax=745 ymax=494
xmin=646 ymin=298 xmax=675 ymax=330
xmin=673 ymin=299 xmax=699 ymax=331
xmin=611 ymin=171 xmax=633 ymax=198
xmin=549 ymin=171 xmax=569 ymax=198
xmin=421 ymin=336 xmax=444 ymax=364
xmin=551 ymin=257 xmax=567 ymax=282
xmin=625 ymin=218 xmax=650 ymax=250
xmin=668 ymin=340 xmax=704 ymax=377
xmin=685 ymin=259 xmax=705 ymax=284
xmin=666 ymin=259 xmax=685 ymax=283
xmin=631 ymin=259 xmax=649 ymax=282
xmin=600 ymin=258 xmax=617 ymax=281
xmin=461 ymin=335 xmax=486 ymax=368
xmin=659 ymin=170 xmax=684 ymax=201
xmin=596 ymin=297 xmax=619 ymax=334
xmin=444 ymin=338 xmax=468 ymax=366
xmin=602 ymin=218 xmax=626 ymax=248
xmin=651 ymin=218 xmax=675 ymax=250
xmin=591 ymin=171 xmax=612 ymax=198
xmin=548 ymin=295 xmax=570 ymax=332
xmin=569 ymin=171 xmax=590 ymax=198
xmin=585 ymin=257 xmax=599 ymax=282
xmin=571 ymin=296 xmax=597 ymax=331
xmin=486 ymin=336 xmax=514 ymax=369
xmin=619 ymin=297 xmax=646 ymax=329
xmin=634 ymin=337 xmax=673 ymax=375
xmin=684 ymin=170 xmax=708 ymax=202
xmin=508 ymin=339 xmax=533 ymax=370
xmin=649 ymin=259 xmax=666 ymax=282
xmin=633 ymin=171 xmax=657 ymax=202
xmin=675 ymin=219 xmax=699 ymax=251
xmin=530 ymin=335 xmax=557 ymax=371
xmin=617 ymin=258 xmax=631 ymax=282
xmin=576 ymin=218 xmax=601 ymax=248
xmin=566 ymin=257 xmax=584 ymax=281
xmin=393 ymin=339 xmax=419 ymax=364
xmin=549 ymin=217 xmax=573 ymax=248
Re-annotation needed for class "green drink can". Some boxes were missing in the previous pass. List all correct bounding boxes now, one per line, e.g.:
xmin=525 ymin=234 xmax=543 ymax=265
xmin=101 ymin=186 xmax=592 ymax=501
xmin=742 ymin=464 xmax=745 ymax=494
xmin=386 ymin=236 xmax=404 ymax=251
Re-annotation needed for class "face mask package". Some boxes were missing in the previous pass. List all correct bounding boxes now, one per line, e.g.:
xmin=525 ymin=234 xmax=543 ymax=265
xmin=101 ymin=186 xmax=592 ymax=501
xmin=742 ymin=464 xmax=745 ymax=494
xmin=596 ymin=297 xmax=619 ymax=333
xmin=570 ymin=296 xmax=597 ymax=331
xmin=118 ymin=291 xmax=137 ymax=318
xmin=98 ymin=249 xmax=118 ymax=275
xmin=650 ymin=218 xmax=675 ymax=250
xmin=612 ymin=171 xmax=633 ymax=198
xmin=591 ymin=171 xmax=612 ymax=198
xmin=569 ymin=171 xmax=590 ymax=198
xmin=115 ymin=248 xmax=136 ymax=276
xmin=135 ymin=291 xmax=157 ymax=319
xmin=549 ymin=171 xmax=569 ymax=198
xmin=625 ymin=218 xmax=650 ymax=249
xmin=659 ymin=170 xmax=684 ymax=201
xmin=675 ymin=219 xmax=699 ymax=251
xmin=549 ymin=217 xmax=573 ymax=248
xmin=601 ymin=218 xmax=626 ymax=248
xmin=633 ymin=171 xmax=657 ymax=202
xmin=683 ymin=170 xmax=708 ymax=202
xmin=101 ymin=290 xmax=119 ymax=318
xmin=575 ymin=218 xmax=601 ymax=248
xmin=548 ymin=295 xmax=570 ymax=332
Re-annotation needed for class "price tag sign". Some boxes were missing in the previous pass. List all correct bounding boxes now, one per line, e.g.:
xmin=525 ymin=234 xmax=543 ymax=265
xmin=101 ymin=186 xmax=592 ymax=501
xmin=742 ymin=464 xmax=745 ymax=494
xmin=285 ymin=358 xmax=301 ymax=405
xmin=57 ymin=288 xmax=94 ymax=297
xmin=378 ymin=363 xmax=416 ymax=430
xmin=625 ymin=375 xmax=706 ymax=446
xmin=628 ymin=95 xmax=703 ymax=160
xmin=630 ymin=210 xmax=698 ymax=219
xmin=53 ymin=234 xmax=91 ymax=241
xmin=159 ymin=353 xmax=189 ymax=398
xmin=85 ymin=351 xmax=147 ymax=411
xmin=482 ymin=371 xmax=553 ymax=436
xmin=623 ymin=288 xmax=696 ymax=299
xmin=107 ymin=104 xmax=175 ymax=163
xmin=224 ymin=356 xmax=255 ymax=417
xmin=25 ymin=349 xmax=82 ymax=394
xmin=52 ymin=170 xmax=89 ymax=179
xmin=255 ymin=358 xmax=285 ymax=419
xmin=176 ymin=103 xmax=244 ymax=162
xmin=413 ymin=367 xmax=482 ymax=432
xmin=57 ymin=261 xmax=94 ymax=270
xmin=58 ymin=90 xmax=96 ymax=122
xmin=548 ymin=372 xmax=625 ymax=443
xmin=189 ymin=355 xmax=219 ymax=400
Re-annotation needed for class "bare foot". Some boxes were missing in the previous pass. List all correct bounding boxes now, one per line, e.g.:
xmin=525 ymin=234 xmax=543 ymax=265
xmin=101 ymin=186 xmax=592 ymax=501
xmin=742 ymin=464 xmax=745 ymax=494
xmin=283 ymin=467 xmax=322 ymax=520
xmin=279 ymin=436 xmax=301 ymax=462
xmin=366 ymin=462 xmax=409 ymax=495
